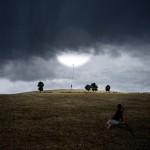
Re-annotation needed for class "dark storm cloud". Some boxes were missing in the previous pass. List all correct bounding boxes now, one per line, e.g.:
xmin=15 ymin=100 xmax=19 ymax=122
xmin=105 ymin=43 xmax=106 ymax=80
xmin=0 ymin=0 xmax=150 ymax=62
xmin=1 ymin=0 xmax=150 ymax=85
xmin=0 ymin=57 xmax=57 ymax=81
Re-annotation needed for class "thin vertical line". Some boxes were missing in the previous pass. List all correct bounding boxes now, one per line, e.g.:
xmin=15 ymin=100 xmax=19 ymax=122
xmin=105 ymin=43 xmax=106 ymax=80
xmin=71 ymin=64 xmax=74 ymax=89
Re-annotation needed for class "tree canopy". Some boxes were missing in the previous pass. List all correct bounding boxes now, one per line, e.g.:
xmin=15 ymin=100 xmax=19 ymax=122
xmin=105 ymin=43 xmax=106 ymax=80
xmin=105 ymin=85 xmax=111 ymax=91
xmin=91 ymin=83 xmax=98 ymax=91
xmin=37 ymin=81 xmax=44 ymax=92
xmin=85 ymin=84 xmax=91 ymax=91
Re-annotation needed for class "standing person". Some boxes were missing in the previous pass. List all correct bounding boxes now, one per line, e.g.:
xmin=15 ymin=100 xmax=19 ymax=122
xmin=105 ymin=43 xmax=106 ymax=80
xmin=107 ymin=104 xmax=124 ymax=129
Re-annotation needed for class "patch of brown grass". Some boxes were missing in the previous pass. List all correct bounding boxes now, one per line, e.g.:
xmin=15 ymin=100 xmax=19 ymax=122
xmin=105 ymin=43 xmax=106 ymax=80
xmin=0 ymin=91 xmax=150 ymax=149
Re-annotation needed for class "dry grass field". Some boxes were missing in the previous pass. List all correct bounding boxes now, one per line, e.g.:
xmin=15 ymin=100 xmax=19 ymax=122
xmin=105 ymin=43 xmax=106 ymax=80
xmin=0 ymin=90 xmax=150 ymax=150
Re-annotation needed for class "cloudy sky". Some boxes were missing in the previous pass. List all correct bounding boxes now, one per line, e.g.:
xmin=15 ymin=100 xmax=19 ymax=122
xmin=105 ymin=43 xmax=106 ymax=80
xmin=0 ymin=0 xmax=150 ymax=93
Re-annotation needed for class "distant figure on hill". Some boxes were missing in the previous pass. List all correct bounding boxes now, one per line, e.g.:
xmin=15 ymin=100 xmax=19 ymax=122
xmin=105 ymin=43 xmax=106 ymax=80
xmin=37 ymin=81 xmax=44 ymax=92
xmin=107 ymin=104 xmax=124 ymax=129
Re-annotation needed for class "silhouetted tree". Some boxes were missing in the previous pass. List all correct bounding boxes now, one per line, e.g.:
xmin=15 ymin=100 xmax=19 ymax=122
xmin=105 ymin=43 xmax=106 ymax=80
xmin=85 ymin=84 xmax=91 ymax=92
xmin=105 ymin=85 xmax=111 ymax=91
xmin=37 ymin=81 xmax=44 ymax=92
xmin=91 ymin=83 xmax=98 ymax=91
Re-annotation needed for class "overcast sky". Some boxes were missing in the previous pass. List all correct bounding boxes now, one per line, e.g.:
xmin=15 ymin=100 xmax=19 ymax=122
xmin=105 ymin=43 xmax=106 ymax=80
xmin=0 ymin=0 xmax=150 ymax=93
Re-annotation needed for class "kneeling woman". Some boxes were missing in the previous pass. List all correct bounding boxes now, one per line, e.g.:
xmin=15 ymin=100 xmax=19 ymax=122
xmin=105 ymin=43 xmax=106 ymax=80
xmin=107 ymin=104 xmax=124 ymax=129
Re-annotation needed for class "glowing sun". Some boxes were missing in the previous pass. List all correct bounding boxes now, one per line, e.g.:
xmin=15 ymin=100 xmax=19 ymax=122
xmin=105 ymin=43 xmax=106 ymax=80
xmin=57 ymin=52 xmax=92 ymax=67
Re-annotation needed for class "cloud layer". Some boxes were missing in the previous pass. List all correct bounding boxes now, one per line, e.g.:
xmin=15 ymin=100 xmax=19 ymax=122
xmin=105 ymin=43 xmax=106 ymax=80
xmin=0 ymin=0 xmax=150 ymax=93
xmin=0 ymin=0 xmax=150 ymax=61
xmin=1 ymin=50 xmax=150 ymax=93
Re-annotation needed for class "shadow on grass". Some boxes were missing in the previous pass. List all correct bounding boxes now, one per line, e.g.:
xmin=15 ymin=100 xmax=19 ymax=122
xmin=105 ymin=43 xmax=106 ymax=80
xmin=112 ymin=122 xmax=134 ymax=137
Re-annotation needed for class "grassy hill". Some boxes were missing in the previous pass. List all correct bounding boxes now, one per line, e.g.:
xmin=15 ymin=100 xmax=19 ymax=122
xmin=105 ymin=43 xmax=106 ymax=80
xmin=0 ymin=90 xmax=150 ymax=149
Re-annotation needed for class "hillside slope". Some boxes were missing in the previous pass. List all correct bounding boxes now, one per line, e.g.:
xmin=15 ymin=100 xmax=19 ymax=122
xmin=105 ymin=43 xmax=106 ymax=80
xmin=0 ymin=90 xmax=150 ymax=149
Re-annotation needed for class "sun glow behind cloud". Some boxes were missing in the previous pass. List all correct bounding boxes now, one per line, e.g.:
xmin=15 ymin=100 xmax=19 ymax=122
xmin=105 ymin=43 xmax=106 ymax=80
xmin=57 ymin=52 xmax=92 ymax=67
xmin=1 ymin=50 xmax=150 ymax=94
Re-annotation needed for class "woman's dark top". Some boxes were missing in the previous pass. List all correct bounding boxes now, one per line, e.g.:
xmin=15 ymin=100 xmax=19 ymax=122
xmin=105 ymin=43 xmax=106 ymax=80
xmin=112 ymin=108 xmax=123 ymax=121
